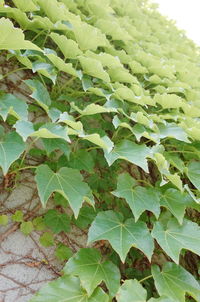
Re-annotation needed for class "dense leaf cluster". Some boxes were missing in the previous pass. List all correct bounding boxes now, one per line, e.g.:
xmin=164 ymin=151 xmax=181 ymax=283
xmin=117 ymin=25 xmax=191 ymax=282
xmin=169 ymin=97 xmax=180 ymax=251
xmin=0 ymin=0 xmax=200 ymax=301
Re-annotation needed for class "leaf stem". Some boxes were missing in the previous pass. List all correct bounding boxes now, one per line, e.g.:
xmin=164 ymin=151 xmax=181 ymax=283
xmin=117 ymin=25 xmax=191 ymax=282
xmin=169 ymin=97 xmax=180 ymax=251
xmin=139 ymin=274 xmax=153 ymax=283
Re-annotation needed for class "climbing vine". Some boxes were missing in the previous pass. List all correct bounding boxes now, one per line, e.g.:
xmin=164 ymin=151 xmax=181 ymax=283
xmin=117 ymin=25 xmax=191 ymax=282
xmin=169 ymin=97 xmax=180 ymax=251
xmin=0 ymin=0 xmax=200 ymax=301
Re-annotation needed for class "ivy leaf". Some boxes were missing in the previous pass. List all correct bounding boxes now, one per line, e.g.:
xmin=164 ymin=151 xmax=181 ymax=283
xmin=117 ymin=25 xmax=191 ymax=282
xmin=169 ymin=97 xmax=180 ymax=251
xmin=112 ymin=173 xmax=160 ymax=221
xmin=39 ymin=232 xmax=54 ymax=247
xmin=104 ymin=140 xmax=150 ymax=172
xmin=160 ymin=189 xmax=194 ymax=224
xmin=15 ymin=121 xmax=70 ymax=142
xmin=64 ymin=248 xmax=120 ymax=297
xmin=0 ymin=18 xmax=40 ymax=50
xmin=0 ymin=132 xmax=25 ymax=175
xmin=149 ymin=297 xmax=174 ymax=302
xmin=35 ymin=164 xmax=92 ymax=218
xmin=88 ymin=211 xmax=154 ymax=262
xmin=187 ymin=161 xmax=200 ymax=191
xmin=152 ymin=263 xmax=200 ymax=302
xmin=30 ymin=275 xmax=109 ymax=302
xmin=55 ymin=244 xmax=73 ymax=261
xmin=20 ymin=221 xmax=34 ymax=235
xmin=12 ymin=210 xmax=24 ymax=222
xmin=50 ymin=33 xmax=82 ymax=59
xmin=116 ymin=279 xmax=147 ymax=302
xmin=44 ymin=209 xmax=70 ymax=234
xmin=72 ymin=206 xmax=96 ymax=229
xmin=0 ymin=215 xmax=8 ymax=225
xmin=72 ymin=20 xmax=108 ymax=51
xmin=0 ymin=93 xmax=28 ymax=121
xmin=24 ymin=79 xmax=51 ymax=112
xmin=79 ymin=56 xmax=110 ymax=82
xmin=68 ymin=150 xmax=95 ymax=172
xmin=152 ymin=218 xmax=200 ymax=263
xmin=42 ymin=138 xmax=70 ymax=158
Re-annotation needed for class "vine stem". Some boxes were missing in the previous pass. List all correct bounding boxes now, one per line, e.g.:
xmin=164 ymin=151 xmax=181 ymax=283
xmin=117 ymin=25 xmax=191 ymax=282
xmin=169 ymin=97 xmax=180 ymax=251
xmin=11 ymin=166 xmax=37 ymax=174
xmin=19 ymin=137 xmax=39 ymax=169
xmin=1 ymin=67 xmax=28 ymax=80
xmin=139 ymin=274 xmax=153 ymax=283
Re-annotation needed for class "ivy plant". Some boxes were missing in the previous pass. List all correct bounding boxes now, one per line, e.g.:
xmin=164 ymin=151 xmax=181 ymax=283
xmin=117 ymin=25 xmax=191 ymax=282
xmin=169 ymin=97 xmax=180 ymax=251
xmin=0 ymin=0 xmax=200 ymax=301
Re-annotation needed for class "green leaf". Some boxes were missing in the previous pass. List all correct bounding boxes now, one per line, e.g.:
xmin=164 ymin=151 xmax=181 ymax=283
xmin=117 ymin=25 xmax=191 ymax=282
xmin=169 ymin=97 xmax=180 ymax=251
xmin=79 ymin=56 xmax=110 ymax=82
xmin=44 ymin=209 xmax=70 ymax=234
xmin=20 ymin=221 xmax=34 ymax=235
xmin=15 ymin=121 xmax=70 ymax=142
xmin=24 ymin=79 xmax=51 ymax=112
xmin=35 ymin=164 xmax=92 ymax=218
xmin=152 ymin=263 xmax=200 ymax=302
xmin=149 ymin=297 xmax=174 ymax=302
xmin=68 ymin=150 xmax=94 ymax=172
xmin=42 ymin=138 xmax=70 ymax=157
xmin=88 ymin=211 xmax=154 ymax=262
xmin=104 ymin=140 xmax=150 ymax=172
xmin=187 ymin=161 xmax=200 ymax=191
xmin=72 ymin=20 xmax=109 ymax=51
xmin=55 ymin=244 xmax=73 ymax=261
xmin=72 ymin=206 xmax=96 ymax=229
xmin=152 ymin=218 xmax=200 ymax=263
xmin=30 ymin=275 xmax=109 ymax=302
xmin=0 ymin=18 xmax=40 ymax=50
xmin=0 ymin=132 xmax=25 ymax=175
xmin=64 ymin=248 xmax=120 ymax=297
xmin=112 ymin=173 xmax=160 ymax=221
xmin=160 ymin=189 xmax=194 ymax=224
xmin=13 ymin=0 xmax=38 ymax=12
xmin=12 ymin=210 xmax=24 ymax=222
xmin=0 ymin=215 xmax=8 ymax=225
xmin=116 ymin=279 xmax=147 ymax=302
xmin=39 ymin=232 xmax=54 ymax=247
xmin=0 ymin=93 xmax=28 ymax=121
xmin=81 ymin=134 xmax=114 ymax=152
xmin=50 ymin=33 xmax=82 ymax=59
xmin=44 ymin=49 xmax=78 ymax=77
xmin=32 ymin=217 xmax=46 ymax=231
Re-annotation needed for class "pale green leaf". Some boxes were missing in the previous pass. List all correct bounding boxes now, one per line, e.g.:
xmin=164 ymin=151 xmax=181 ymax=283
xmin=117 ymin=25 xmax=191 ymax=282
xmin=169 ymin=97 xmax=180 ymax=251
xmin=50 ymin=33 xmax=82 ymax=59
xmin=0 ymin=18 xmax=40 ymax=50
xmin=79 ymin=56 xmax=110 ymax=82
xmin=72 ymin=20 xmax=109 ymax=51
